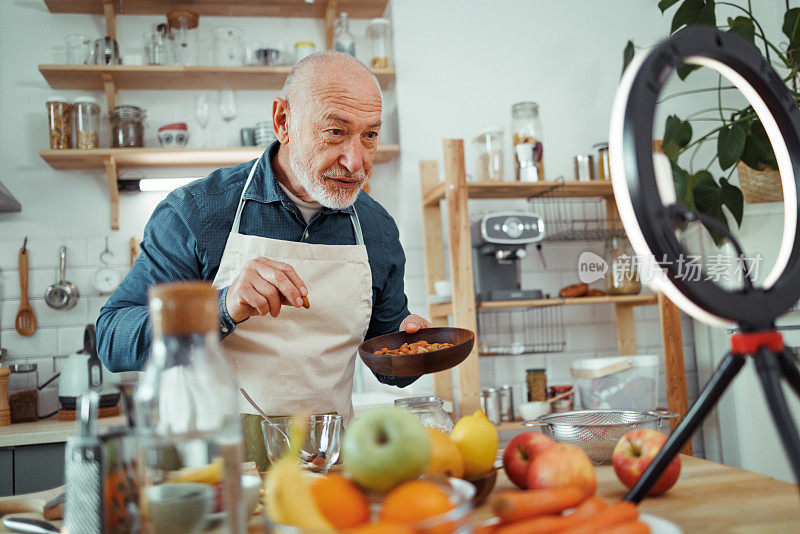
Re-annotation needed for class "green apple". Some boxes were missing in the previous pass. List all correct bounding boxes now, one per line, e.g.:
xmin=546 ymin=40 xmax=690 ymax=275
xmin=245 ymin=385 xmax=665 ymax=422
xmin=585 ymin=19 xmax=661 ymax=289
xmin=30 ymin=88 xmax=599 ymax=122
xmin=342 ymin=406 xmax=431 ymax=493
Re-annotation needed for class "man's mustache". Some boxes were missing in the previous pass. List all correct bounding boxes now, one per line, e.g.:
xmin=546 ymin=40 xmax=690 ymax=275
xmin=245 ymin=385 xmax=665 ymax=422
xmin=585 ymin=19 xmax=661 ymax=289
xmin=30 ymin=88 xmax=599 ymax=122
xmin=322 ymin=168 xmax=367 ymax=181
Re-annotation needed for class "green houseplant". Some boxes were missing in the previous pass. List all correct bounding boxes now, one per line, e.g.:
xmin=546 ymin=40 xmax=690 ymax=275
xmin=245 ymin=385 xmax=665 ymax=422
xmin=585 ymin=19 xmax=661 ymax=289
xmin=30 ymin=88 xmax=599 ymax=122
xmin=623 ymin=1 xmax=800 ymax=245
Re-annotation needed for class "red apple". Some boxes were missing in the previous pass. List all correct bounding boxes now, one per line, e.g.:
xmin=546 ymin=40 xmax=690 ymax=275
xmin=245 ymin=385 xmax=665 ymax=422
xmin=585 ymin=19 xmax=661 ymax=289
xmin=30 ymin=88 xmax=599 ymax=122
xmin=502 ymin=432 xmax=555 ymax=489
xmin=527 ymin=443 xmax=597 ymax=497
xmin=612 ymin=428 xmax=681 ymax=496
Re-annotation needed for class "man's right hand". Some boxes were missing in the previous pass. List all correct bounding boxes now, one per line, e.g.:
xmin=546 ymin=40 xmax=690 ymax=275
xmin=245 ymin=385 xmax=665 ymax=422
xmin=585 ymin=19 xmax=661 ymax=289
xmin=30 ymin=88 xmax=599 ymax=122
xmin=225 ymin=257 xmax=308 ymax=323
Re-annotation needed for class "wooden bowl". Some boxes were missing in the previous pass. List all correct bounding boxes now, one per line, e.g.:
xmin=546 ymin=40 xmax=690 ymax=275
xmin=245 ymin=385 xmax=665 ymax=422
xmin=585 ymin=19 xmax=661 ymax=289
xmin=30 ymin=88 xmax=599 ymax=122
xmin=466 ymin=467 xmax=498 ymax=506
xmin=358 ymin=327 xmax=475 ymax=377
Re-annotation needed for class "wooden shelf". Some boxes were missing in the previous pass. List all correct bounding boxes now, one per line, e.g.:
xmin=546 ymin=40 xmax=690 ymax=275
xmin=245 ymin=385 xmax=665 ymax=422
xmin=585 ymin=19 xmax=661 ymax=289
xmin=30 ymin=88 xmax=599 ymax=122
xmin=44 ymin=0 xmax=389 ymax=19
xmin=422 ymin=180 xmax=614 ymax=206
xmin=39 ymin=65 xmax=395 ymax=91
xmin=428 ymin=294 xmax=658 ymax=316
xmin=39 ymin=145 xmax=399 ymax=170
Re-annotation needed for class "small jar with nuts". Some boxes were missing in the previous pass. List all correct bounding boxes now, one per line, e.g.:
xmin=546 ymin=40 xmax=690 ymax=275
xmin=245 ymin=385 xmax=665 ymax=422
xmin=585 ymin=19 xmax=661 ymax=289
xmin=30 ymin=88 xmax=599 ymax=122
xmin=73 ymin=96 xmax=100 ymax=149
xmin=47 ymin=96 xmax=72 ymax=149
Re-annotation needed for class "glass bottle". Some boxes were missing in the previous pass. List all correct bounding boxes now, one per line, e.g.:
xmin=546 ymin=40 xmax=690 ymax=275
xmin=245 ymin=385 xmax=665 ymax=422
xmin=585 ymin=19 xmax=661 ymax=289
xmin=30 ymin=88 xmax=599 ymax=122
xmin=334 ymin=12 xmax=356 ymax=57
xmin=394 ymin=396 xmax=454 ymax=433
xmin=604 ymin=236 xmax=642 ymax=295
xmin=135 ymin=281 xmax=244 ymax=534
xmin=511 ymin=102 xmax=545 ymax=181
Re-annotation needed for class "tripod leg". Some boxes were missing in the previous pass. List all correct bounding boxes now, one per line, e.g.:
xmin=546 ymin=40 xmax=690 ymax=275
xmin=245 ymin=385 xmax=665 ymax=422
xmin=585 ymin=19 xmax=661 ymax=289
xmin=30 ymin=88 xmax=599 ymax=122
xmin=625 ymin=351 xmax=746 ymax=503
xmin=753 ymin=347 xmax=800 ymax=485
xmin=776 ymin=348 xmax=800 ymax=398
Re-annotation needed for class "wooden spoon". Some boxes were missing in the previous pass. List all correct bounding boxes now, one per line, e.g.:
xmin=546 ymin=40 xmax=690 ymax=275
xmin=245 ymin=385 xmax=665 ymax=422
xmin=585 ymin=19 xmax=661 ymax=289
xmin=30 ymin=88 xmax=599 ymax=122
xmin=15 ymin=239 xmax=36 ymax=337
xmin=546 ymin=388 xmax=574 ymax=404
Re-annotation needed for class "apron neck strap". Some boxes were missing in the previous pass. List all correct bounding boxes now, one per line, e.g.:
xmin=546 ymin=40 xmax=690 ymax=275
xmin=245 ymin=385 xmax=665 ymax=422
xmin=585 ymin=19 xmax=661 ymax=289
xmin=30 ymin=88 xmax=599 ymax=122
xmin=233 ymin=159 xmax=365 ymax=245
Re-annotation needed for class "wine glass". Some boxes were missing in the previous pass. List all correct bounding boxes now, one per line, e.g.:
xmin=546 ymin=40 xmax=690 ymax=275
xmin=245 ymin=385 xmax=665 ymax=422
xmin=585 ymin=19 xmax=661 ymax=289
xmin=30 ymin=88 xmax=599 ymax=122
xmin=195 ymin=93 xmax=210 ymax=147
xmin=219 ymin=89 xmax=237 ymax=146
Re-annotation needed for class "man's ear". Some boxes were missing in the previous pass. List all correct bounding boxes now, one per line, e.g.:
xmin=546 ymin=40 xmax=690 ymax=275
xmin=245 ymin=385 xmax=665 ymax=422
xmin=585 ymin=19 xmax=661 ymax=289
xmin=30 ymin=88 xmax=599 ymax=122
xmin=272 ymin=97 xmax=290 ymax=144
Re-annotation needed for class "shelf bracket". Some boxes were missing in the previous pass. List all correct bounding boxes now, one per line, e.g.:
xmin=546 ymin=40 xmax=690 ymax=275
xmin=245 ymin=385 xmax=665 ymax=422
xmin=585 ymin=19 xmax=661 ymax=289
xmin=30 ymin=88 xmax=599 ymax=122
xmin=325 ymin=0 xmax=338 ymax=50
xmin=101 ymin=0 xmax=117 ymax=40
xmin=102 ymin=73 xmax=118 ymax=113
xmin=103 ymin=156 xmax=120 ymax=230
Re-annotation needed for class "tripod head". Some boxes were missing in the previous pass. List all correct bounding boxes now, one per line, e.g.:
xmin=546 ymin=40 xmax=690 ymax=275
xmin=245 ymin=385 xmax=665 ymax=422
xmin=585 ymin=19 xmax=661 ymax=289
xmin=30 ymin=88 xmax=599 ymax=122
xmin=609 ymin=26 xmax=800 ymax=332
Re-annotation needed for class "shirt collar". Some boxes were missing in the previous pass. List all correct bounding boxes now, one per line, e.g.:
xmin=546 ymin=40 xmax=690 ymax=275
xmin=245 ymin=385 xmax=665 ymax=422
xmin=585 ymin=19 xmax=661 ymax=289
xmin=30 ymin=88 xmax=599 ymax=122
xmin=245 ymin=140 xmax=355 ymax=215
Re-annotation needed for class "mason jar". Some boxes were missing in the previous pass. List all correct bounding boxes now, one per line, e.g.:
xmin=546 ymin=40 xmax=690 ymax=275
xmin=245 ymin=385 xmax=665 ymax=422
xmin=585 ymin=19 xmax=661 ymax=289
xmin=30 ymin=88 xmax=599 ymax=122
xmin=47 ymin=96 xmax=72 ymax=149
xmin=604 ymin=236 xmax=642 ymax=295
xmin=110 ymin=105 xmax=145 ymax=148
xmin=394 ymin=396 xmax=454 ymax=433
xmin=73 ymin=96 xmax=100 ymax=149
xmin=511 ymin=102 xmax=545 ymax=180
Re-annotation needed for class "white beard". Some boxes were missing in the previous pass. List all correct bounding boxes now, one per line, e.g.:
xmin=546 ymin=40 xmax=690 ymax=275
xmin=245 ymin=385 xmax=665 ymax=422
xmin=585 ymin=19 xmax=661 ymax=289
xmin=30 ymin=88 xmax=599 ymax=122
xmin=289 ymin=145 xmax=366 ymax=209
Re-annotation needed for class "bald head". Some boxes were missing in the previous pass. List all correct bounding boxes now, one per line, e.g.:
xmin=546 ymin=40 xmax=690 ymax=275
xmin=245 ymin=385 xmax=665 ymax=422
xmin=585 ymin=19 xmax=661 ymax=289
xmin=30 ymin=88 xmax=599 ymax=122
xmin=280 ymin=52 xmax=382 ymax=115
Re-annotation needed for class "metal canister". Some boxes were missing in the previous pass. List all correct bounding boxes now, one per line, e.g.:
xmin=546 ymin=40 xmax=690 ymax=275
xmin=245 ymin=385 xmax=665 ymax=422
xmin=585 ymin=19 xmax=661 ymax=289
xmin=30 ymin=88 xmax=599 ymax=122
xmin=498 ymin=384 xmax=514 ymax=422
xmin=480 ymin=387 xmax=500 ymax=425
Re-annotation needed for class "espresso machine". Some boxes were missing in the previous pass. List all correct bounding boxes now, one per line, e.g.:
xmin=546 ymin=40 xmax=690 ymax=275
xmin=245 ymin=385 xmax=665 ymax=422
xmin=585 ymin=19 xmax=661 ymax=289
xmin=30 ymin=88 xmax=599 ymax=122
xmin=471 ymin=212 xmax=545 ymax=301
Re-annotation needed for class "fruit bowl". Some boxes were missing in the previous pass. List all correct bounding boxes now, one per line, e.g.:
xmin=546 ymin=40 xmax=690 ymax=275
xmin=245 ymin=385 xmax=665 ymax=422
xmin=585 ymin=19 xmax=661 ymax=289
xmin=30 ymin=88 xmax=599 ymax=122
xmin=358 ymin=327 xmax=475 ymax=377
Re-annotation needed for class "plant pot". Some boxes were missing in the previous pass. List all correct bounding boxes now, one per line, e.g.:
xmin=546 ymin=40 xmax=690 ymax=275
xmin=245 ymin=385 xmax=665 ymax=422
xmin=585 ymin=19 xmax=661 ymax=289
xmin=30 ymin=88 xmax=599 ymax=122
xmin=737 ymin=162 xmax=782 ymax=203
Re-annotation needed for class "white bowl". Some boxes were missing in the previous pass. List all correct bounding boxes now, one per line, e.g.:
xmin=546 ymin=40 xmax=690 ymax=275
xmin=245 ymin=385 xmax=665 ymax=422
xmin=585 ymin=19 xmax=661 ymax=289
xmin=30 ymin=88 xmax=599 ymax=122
xmin=518 ymin=401 xmax=551 ymax=421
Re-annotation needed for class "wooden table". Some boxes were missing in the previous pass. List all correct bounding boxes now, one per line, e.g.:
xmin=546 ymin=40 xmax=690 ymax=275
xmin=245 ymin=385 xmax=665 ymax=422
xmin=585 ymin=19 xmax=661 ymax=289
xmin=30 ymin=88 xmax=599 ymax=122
xmin=1 ymin=456 xmax=797 ymax=532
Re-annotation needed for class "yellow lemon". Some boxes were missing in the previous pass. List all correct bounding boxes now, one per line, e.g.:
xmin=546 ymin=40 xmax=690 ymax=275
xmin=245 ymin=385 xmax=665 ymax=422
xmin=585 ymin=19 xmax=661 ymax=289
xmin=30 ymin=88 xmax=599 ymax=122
xmin=450 ymin=410 xmax=498 ymax=479
xmin=424 ymin=427 xmax=464 ymax=479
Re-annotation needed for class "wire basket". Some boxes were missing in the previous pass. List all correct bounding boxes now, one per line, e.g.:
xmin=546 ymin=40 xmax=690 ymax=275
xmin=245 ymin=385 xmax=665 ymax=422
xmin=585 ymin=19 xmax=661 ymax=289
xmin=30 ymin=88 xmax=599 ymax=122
xmin=527 ymin=181 xmax=626 ymax=242
xmin=477 ymin=305 xmax=566 ymax=355
xmin=523 ymin=409 xmax=679 ymax=464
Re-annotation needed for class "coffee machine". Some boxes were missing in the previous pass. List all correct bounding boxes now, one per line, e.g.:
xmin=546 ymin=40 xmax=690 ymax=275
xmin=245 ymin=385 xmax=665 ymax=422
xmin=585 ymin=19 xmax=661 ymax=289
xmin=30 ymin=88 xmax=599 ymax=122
xmin=471 ymin=212 xmax=545 ymax=301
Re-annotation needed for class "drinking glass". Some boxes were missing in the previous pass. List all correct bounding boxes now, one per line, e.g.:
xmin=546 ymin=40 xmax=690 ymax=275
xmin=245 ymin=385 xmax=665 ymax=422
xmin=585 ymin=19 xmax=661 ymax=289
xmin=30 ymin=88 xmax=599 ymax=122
xmin=195 ymin=93 xmax=210 ymax=147
xmin=218 ymin=89 xmax=237 ymax=146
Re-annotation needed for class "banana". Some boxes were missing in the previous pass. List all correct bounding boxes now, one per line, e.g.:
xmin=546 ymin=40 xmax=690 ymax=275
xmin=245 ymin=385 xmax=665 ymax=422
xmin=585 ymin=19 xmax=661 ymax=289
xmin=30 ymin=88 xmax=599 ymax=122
xmin=170 ymin=457 xmax=224 ymax=484
xmin=264 ymin=414 xmax=333 ymax=530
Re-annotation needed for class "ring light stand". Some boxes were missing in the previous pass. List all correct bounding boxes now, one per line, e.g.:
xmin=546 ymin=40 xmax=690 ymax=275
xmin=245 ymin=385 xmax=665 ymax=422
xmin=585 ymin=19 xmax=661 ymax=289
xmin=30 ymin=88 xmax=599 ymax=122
xmin=609 ymin=26 xmax=800 ymax=502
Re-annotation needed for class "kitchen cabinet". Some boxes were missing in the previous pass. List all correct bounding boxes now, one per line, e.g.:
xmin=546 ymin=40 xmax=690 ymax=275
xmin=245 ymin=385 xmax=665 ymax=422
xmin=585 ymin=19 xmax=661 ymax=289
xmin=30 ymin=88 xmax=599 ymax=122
xmin=419 ymin=139 xmax=690 ymax=453
xmin=37 ymin=0 xmax=398 ymax=230
xmin=0 ymin=443 xmax=65 ymax=497
xmin=0 ymin=449 xmax=13 ymax=497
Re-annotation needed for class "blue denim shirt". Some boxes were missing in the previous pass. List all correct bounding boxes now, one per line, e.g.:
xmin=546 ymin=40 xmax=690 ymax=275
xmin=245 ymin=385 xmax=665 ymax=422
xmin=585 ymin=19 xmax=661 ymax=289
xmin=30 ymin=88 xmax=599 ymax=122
xmin=97 ymin=141 xmax=417 ymax=387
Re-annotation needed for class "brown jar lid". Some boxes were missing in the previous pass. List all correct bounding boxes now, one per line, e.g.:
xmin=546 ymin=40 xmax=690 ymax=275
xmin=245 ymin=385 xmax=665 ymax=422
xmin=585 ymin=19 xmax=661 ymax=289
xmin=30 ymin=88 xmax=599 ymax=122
xmin=167 ymin=10 xmax=200 ymax=30
xmin=149 ymin=281 xmax=218 ymax=336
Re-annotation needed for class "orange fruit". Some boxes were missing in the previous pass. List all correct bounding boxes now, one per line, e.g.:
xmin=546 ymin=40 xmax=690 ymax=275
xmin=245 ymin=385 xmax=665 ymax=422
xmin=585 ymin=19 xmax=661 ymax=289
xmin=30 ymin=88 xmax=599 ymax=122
xmin=309 ymin=473 xmax=371 ymax=529
xmin=425 ymin=428 xmax=464 ymax=479
xmin=346 ymin=522 xmax=415 ymax=534
xmin=379 ymin=480 xmax=455 ymax=525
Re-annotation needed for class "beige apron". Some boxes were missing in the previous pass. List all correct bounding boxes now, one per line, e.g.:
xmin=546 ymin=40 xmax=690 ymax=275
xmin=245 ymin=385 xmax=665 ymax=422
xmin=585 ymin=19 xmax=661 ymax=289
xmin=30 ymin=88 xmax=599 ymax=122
xmin=212 ymin=159 xmax=372 ymax=462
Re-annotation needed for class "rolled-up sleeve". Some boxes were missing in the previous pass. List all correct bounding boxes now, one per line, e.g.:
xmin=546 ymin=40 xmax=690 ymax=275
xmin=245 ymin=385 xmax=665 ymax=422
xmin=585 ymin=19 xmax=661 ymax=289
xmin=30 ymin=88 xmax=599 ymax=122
xmin=97 ymin=190 xmax=205 ymax=371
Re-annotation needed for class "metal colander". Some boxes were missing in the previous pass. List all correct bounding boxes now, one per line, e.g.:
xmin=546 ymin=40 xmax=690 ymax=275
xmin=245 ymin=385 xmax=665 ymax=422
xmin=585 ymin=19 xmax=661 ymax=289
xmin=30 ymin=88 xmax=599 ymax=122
xmin=523 ymin=409 xmax=678 ymax=465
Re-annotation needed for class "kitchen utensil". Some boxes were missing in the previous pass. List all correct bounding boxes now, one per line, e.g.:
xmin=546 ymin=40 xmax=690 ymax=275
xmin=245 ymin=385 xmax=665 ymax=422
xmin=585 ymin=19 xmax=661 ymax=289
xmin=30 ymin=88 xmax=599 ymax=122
xmin=1 ymin=517 xmax=59 ymax=533
xmin=517 ymin=401 xmax=550 ymax=420
xmin=89 ymin=36 xmax=120 ymax=65
xmin=262 ymin=414 xmax=342 ymax=473
xmin=0 ymin=367 xmax=10 ymax=426
xmin=239 ymin=127 xmax=256 ymax=146
xmin=212 ymin=27 xmax=243 ymax=66
xmin=239 ymin=387 xmax=314 ymax=463
xmin=515 ymin=143 xmax=540 ymax=182
xmin=358 ymin=327 xmax=475 ymax=377
xmin=15 ymin=238 xmax=36 ymax=336
xmin=44 ymin=246 xmax=79 ymax=310
xmin=146 ymin=483 xmax=214 ymax=533
xmin=523 ymin=409 xmax=679 ymax=464
xmin=65 ymin=34 xmax=92 ymax=64
xmin=143 ymin=26 xmax=176 ymax=65
xmin=59 ymin=324 xmax=120 ymax=412
xmin=573 ymin=153 xmax=595 ymax=181
xmin=64 ymin=390 xmax=104 ymax=532
xmin=254 ymin=121 xmax=275 ymax=146
xmin=92 ymin=238 xmax=120 ymax=294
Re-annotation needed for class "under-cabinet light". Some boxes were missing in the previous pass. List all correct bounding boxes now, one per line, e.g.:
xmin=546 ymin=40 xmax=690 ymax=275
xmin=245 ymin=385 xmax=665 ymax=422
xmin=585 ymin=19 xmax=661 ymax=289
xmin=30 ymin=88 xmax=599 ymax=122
xmin=118 ymin=178 xmax=200 ymax=192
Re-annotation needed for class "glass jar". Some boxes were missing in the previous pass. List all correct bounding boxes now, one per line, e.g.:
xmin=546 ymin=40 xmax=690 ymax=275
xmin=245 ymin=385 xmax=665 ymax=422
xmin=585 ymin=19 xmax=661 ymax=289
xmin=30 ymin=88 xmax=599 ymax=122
xmin=366 ymin=18 xmax=390 ymax=68
xmin=472 ymin=128 xmax=504 ymax=181
xmin=167 ymin=9 xmax=200 ymax=66
xmin=213 ymin=27 xmax=243 ymax=66
xmin=394 ymin=396 xmax=454 ymax=433
xmin=8 ymin=363 xmax=38 ymax=423
xmin=526 ymin=368 xmax=547 ymax=402
xmin=110 ymin=105 xmax=145 ymax=148
xmin=47 ymin=96 xmax=72 ymax=149
xmin=594 ymin=142 xmax=610 ymax=181
xmin=334 ymin=12 xmax=356 ymax=57
xmin=136 ymin=282 xmax=245 ymax=534
xmin=605 ymin=236 xmax=642 ymax=295
xmin=511 ymin=102 xmax=544 ymax=181
xmin=144 ymin=24 xmax=176 ymax=66
xmin=73 ymin=96 xmax=100 ymax=149
xmin=294 ymin=41 xmax=316 ymax=63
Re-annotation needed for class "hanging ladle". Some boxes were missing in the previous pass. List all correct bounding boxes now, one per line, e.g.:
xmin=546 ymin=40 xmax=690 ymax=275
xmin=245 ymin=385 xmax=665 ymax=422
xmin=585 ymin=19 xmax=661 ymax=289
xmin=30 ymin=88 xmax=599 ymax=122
xmin=238 ymin=388 xmax=313 ymax=462
xmin=44 ymin=246 xmax=79 ymax=310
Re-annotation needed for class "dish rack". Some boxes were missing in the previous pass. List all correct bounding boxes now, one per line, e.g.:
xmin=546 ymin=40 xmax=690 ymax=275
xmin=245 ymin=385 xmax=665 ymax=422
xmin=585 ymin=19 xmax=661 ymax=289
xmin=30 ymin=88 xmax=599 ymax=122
xmin=477 ymin=305 xmax=566 ymax=355
xmin=527 ymin=180 xmax=626 ymax=242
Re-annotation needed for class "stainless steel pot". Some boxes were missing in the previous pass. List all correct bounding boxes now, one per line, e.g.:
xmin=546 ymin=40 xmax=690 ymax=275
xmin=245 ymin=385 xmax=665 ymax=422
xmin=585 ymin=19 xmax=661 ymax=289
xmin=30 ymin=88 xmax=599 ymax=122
xmin=44 ymin=246 xmax=79 ymax=310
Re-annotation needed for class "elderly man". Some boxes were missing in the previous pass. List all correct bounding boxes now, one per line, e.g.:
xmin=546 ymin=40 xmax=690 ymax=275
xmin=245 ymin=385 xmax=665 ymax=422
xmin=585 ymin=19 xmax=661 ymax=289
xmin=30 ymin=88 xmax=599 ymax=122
xmin=97 ymin=52 xmax=429 ymax=465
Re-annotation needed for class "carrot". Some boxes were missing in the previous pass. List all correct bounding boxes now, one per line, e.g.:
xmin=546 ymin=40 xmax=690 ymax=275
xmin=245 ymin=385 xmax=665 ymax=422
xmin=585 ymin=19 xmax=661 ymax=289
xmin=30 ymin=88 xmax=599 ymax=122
xmin=599 ymin=520 xmax=651 ymax=534
xmin=490 ymin=486 xmax=586 ymax=523
xmin=559 ymin=501 xmax=640 ymax=534
xmin=493 ymin=497 xmax=608 ymax=534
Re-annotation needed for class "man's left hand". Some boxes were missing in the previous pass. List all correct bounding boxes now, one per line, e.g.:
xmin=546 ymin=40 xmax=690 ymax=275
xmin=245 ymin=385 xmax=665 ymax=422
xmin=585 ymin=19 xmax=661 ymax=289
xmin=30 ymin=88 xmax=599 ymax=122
xmin=399 ymin=314 xmax=432 ymax=333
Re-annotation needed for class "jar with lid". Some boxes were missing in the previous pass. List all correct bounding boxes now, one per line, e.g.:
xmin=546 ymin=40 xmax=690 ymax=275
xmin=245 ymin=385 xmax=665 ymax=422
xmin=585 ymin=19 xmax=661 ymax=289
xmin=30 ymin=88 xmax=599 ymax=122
xmin=511 ymin=102 xmax=544 ymax=181
xmin=72 ymin=96 xmax=100 ymax=149
xmin=47 ymin=96 xmax=72 ymax=149
xmin=472 ymin=128 xmax=504 ymax=181
xmin=594 ymin=142 xmax=610 ymax=181
xmin=136 ymin=282 xmax=245 ymax=533
xmin=526 ymin=368 xmax=547 ymax=402
xmin=604 ymin=236 xmax=642 ymax=295
xmin=334 ymin=12 xmax=356 ymax=57
xmin=366 ymin=18 xmax=391 ymax=68
xmin=213 ymin=27 xmax=243 ymax=66
xmin=110 ymin=105 xmax=145 ymax=148
xmin=294 ymin=41 xmax=316 ymax=63
xmin=167 ymin=9 xmax=200 ymax=66
xmin=394 ymin=396 xmax=454 ymax=433
xmin=8 ymin=363 xmax=38 ymax=423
